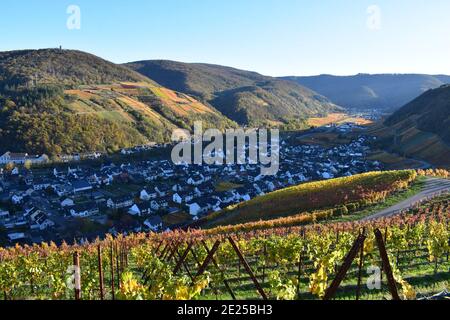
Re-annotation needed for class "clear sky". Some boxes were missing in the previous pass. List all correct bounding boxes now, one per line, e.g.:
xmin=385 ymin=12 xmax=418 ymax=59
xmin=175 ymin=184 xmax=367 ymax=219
xmin=1 ymin=0 xmax=450 ymax=76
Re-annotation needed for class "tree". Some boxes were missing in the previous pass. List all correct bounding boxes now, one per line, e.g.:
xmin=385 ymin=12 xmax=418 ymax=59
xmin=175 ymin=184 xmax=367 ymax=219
xmin=4 ymin=162 xmax=15 ymax=172
xmin=24 ymin=160 xmax=33 ymax=170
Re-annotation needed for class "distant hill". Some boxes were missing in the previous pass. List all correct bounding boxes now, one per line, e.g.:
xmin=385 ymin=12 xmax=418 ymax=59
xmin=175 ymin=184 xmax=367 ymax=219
xmin=125 ymin=60 xmax=340 ymax=126
xmin=372 ymin=85 xmax=450 ymax=166
xmin=283 ymin=74 xmax=450 ymax=112
xmin=0 ymin=49 xmax=235 ymax=155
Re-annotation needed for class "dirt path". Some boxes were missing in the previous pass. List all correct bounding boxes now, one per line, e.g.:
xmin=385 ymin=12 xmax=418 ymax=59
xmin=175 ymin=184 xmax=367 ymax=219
xmin=362 ymin=177 xmax=450 ymax=221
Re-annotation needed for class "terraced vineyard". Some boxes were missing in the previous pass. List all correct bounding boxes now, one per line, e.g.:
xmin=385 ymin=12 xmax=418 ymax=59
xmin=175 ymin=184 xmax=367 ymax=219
xmin=204 ymin=170 xmax=417 ymax=227
xmin=0 ymin=194 xmax=448 ymax=300
xmin=0 ymin=49 xmax=236 ymax=155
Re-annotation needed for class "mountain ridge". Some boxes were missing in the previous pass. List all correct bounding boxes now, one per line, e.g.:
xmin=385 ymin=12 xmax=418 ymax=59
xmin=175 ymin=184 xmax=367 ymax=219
xmin=125 ymin=60 xmax=341 ymax=126
xmin=283 ymin=73 xmax=450 ymax=111
xmin=0 ymin=49 xmax=153 ymax=88
xmin=0 ymin=49 xmax=235 ymax=155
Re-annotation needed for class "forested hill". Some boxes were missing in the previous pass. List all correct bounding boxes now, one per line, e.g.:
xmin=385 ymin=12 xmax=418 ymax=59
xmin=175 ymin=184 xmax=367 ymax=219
xmin=125 ymin=60 xmax=341 ymax=127
xmin=0 ymin=49 xmax=234 ymax=155
xmin=0 ymin=49 xmax=153 ymax=89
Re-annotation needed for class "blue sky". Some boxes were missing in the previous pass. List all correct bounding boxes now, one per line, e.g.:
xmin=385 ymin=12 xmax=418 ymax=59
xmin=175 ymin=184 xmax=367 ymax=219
xmin=1 ymin=0 xmax=450 ymax=76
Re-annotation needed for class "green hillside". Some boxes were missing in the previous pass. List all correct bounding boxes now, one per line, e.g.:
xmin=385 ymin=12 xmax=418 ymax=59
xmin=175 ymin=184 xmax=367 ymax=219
xmin=0 ymin=49 xmax=235 ymax=155
xmin=0 ymin=49 xmax=152 ymax=88
xmin=205 ymin=170 xmax=417 ymax=227
xmin=125 ymin=60 xmax=340 ymax=126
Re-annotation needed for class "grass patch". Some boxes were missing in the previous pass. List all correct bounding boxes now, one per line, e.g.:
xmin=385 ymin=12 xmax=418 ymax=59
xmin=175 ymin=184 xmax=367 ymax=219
xmin=214 ymin=181 xmax=244 ymax=192
xmin=205 ymin=170 xmax=417 ymax=228
xmin=327 ymin=175 xmax=427 ymax=223
xmin=162 ymin=211 xmax=191 ymax=226
xmin=308 ymin=113 xmax=372 ymax=127
xmin=103 ymin=183 xmax=142 ymax=196
xmin=201 ymin=175 xmax=426 ymax=235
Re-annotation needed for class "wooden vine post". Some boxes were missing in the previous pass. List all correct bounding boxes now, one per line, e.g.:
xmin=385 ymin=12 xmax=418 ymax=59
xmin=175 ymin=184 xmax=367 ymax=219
xmin=374 ymin=229 xmax=400 ymax=300
xmin=201 ymin=240 xmax=237 ymax=300
xmin=323 ymin=233 xmax=366 ymax=300
xmin=110 ymin=243 xmax=115 ymax=300
xmin=355 ymin=231 xmax=366 ymax=300
xmin=228 ymin=237 xmax=268 ymax=300
xmin=324 ymin=229 xmax=401 ymax=301
xmin=97 ymin=245 xmax=105 ymax=300
xmin=194 ymin=240 xmax=221 ymax=278
xmin=73 ymin=251 xmax=81 ymax=300
xmin=115 ymin=242 xmax=121 ymax=290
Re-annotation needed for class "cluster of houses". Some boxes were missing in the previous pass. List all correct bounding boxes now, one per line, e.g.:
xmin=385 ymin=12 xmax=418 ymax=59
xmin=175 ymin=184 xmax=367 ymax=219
xmin=0 ymin=132 xmax=382 ymax=246
xmin=0 ymin=152 xmax=49 ymax=165
xmin=0 ymin=151 xmax=105 ymax=165
xmin=119 ymin=143 xmax=160 ymax=155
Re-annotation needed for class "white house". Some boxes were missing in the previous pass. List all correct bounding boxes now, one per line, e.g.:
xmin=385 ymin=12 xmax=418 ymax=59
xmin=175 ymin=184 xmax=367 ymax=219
xmin=11 ymin=194 xmax=23 ymax=204
xmin=187 ymin=175 xmax=205 ymax=186
xmin=53 ymin=184 xmax=73 ymax=197
xmin=33 ymin=179 xmax=52 ymax=191
xmin=128 ymin=204 xmax=141 ymax=216
xmin=144 ymin=216 xmax=163 ymax=232
xmin=265 ymin=181 xmax=276 ymax=192
xmin=150 ymin=199 xmax=168 ymax=211
xmin=0 ymin=209 xmax=10 ymax=221
xmin=187 ymin=202 xmax=201 ymax=216
xmin=213 ymin=191 xmax=236 ymax=204
xmin=0 ymin=152 xmax=48 ymax=165
xmin=140 ymin=189 xmax=157 ymax=201
xmin=173 ymin=193 xmax=183 ymax=204
xmin=172 ymin=184 xmax=183 ymax=192
xmin=131 ymin=203 xmax=152 ymax=216
xmin=321 ymin=172 xmax=333 ymax=179
xmin=7 ymin=233 xmax=27 ymax=242
xmin=61 ymin=198 xmax=75 ymax=207
xmin=69 ymin=204 xmax=99 ymax=218
xmin=140 ymin=189 xmax=150 ymax=201
xmin=154 ymin=186 xmax=170 ymax=197
xmin=29 ymin=209 xmax=54 ymax=230
xmin=71 ymin=180 xmax=92 ymax=193
xmin=0 ymin=152 xmax=27 ymax=164
xmin=27 ymin=154 xmax=49 ymax=164
xmin=107 ymin=196 xmax=134 ymax=209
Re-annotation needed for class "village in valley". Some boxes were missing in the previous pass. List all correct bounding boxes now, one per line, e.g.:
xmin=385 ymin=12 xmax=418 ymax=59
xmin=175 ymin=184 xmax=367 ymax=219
xmin=0 ymin=124 xmax=383 ymax=246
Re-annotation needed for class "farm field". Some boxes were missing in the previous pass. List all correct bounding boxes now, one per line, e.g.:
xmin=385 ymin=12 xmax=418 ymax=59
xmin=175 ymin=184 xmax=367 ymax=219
xmin=294 ymin=131 xmax=355 ymax=147
xmin=307 ymin=113 xmax=372 ymax=127
xmin=367 ymin=151 xmax=427 ymax=170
